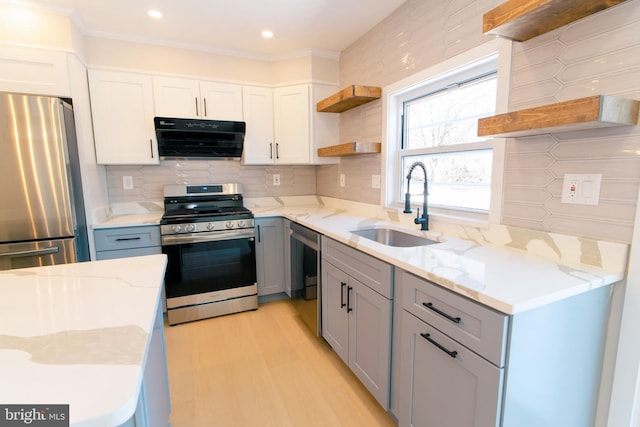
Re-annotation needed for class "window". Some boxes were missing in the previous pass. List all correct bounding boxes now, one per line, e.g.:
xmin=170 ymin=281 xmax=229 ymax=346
xmin=383 ymin=40 xmax=511 ymax=224
xmin=401 ymin=72 xmax=496 ymax=211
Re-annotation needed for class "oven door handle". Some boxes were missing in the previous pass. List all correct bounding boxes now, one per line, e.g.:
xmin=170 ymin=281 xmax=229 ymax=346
xmin=161 ymin=229 xmax=255 ymax=246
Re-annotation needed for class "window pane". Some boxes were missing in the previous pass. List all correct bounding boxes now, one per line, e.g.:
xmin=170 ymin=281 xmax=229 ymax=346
xmin=403 ymin=76 xmax=496 ymax=149
xmin=402 ymin=150 xmax=492 ymax=210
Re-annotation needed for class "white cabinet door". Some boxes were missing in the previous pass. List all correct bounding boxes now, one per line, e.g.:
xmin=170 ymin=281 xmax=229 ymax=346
xmin=152 ymin=76 xmax=200 ymax=118
xmin=88 ymin=70 xmax=158 ymax=165
xmin=242 ymin=86 xmax=275 ymax=164
xmin=273 ymin=84 xmax=310 ymax=164
xmin=0 ymin=46 xmax=70 ymax=97
xmin=349 ymin=278 xmax=392 ymax=409
xmin=152 ymin=78 xmax=243 ymax=121
xmin=200 ymin=82 xmax=243 ymax=121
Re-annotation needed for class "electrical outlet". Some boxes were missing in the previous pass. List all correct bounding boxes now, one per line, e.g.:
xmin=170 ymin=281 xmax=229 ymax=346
xmin=273 ymin=174 xmax=281 ymax=186
xmin=561 ymin=174 xmax=601 ymax=205
xmin=123 ymin=176 xmax=134 ymax=190
xmin=340 ymin=174 xmax=345 ymax=187
xmin=371 ymin=174 xmax=381 ymax=189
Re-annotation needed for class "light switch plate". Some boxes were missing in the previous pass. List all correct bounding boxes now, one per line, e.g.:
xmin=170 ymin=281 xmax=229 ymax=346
xmin=561 ymin=174 xmax=602 ymax=205
xmin=123 ymin=176 xmax=133 ymax=190
xmin=371 ymin=174 xmax=381 ymax=189
xmin=339 ymin=174 xmax=345 ymax=187
xmin=273 ymin=174 xmax=281 ymax=186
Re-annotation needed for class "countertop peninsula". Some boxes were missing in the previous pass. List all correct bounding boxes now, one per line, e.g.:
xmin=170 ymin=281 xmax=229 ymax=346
xmin=0 ymin=254 xmax=168 ymax=426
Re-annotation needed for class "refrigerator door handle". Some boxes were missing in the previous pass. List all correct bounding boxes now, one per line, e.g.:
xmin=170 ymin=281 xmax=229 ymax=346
xmin=0 ymin=246 xmax=60 ymax=259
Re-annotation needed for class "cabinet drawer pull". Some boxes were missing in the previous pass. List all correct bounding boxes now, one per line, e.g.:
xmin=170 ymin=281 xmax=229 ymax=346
xmin=423 ymin=302 xmax=461 ymax=324
xmin=195 ymin=97 xmax=199 ymax=116
xmin=204 ymin=97 xmax=208 ymax=117
xmin=420 ymin=333 xmax=458 ymax=358
xmin=115 ymin=237 xmax=142 ymax=242
xmin=275 ymin=143 xmax=280 ymax=159
xmin=340 ymin=282 xmax=346 ymax=308
xmin=149 ymin=139 xmax=154 ymax=158
xmin=269 ymin=143 xmax=273 ymax=159
xmin=347 ymin=286 xmax=353 ymax=312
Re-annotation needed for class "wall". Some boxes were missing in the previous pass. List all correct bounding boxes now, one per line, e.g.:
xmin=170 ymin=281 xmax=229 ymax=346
xmin=317 ymin=0 xmax=640 ymax=246
xmin=107 ymin=161 xmax=316 ymax=202
xmin=502 ymin=3 xmax=640 ymax=244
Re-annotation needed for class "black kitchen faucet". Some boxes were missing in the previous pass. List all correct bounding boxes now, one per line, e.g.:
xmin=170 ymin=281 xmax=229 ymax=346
xmin=403 ymin=161 xmax=429 ymax=231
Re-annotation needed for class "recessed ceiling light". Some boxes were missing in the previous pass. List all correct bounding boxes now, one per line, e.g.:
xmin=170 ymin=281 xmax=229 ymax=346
xmin=148 ymin=9 xmax=163 ymax=19
xmin=261 ymin=30 xmax=274 ymax=39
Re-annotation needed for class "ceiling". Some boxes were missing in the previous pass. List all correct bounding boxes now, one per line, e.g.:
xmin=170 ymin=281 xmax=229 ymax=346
xmin=22 ymin=0 xmax=406 ymax=58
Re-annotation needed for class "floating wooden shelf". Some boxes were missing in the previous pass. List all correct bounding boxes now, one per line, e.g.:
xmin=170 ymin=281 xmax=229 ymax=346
xmin=483 ymin=0 xmax=629 ymax=41
xmin=316 ymin=85 xmax=381 ymax=113
xmin=317 ymin=142 xmax=381 ymax=157
xmin=477 ymin=95 xmax=639 ymax=138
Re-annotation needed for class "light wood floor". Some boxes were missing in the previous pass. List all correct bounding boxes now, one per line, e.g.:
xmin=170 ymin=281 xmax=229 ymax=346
xmin=164 ymin=299 xmax=397 ymax=427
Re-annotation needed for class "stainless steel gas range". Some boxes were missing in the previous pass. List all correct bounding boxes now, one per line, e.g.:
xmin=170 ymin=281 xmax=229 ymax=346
xmin=160 ymin=183 xmax=257 ymax=325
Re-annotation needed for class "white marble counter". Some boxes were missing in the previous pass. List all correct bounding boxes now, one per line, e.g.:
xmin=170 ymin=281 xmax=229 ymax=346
xmin=89 ymin=196 xmax=627 ymax=315
xmin=92 ymin=213 xmax=163 ymax=229
xmin=250 ymin=201 xmax=626 ymax=315
xmin=0 ymin=254 xmax=168 ymax=426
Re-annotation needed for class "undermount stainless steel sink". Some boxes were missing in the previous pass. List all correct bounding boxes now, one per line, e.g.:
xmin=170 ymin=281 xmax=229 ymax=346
xmin=350 ymin=228 xmax=441 ymax=247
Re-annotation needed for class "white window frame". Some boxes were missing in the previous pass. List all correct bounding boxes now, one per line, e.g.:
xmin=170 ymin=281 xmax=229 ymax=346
xmin=381 ymin=39 xmax=512 ymax=227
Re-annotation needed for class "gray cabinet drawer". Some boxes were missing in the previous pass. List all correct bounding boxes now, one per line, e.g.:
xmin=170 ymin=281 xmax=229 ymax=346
xmin=398 ymin=269 xmax=508 ymax=367
xmin=95 ymin=226 xmax=161 ymax=252
xmin=322 ymin=237 xmax=393 ymax=299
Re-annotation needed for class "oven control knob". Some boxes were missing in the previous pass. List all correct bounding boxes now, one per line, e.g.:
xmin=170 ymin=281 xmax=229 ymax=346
xmin=207 ymin=223 xmax=216 ymax=231
xmin=226 ymin=221 xmax=235 ymax=229
xmin=185 ymin=223 xmax=196 ymax=233
xmin=237 ymin=220 xmax=246 ymax=228
xmin=172 ymin=225 xmax=182 ymax=233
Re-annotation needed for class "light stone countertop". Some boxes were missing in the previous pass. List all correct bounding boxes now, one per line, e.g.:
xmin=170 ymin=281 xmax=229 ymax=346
xmin=87 ymin=197 xmax=626 ymax=315
xmin=250 ymin=202 xmax=625 ymax=315
xmin=0 ymin=254 xmax=168 ymax=426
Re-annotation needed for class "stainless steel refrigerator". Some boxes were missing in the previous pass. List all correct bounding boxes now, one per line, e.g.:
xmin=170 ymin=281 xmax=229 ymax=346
xmin=0 ymin=92 xmax=89 ymax=270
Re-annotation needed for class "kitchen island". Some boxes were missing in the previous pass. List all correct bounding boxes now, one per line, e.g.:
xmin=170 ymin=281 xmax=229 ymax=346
xmin=0 ymin=254 xmax=169 ymax=427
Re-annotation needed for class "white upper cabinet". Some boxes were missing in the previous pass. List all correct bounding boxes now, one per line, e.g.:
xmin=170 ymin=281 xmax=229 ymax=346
xmin=88 ymin=69 xmax=159 ymax=165
xmin=152 ymin=76 xmax=243 ymax=121
xmin=0 ymin=46 xmax=70 ymax=97
xmin=243 ymin=84 xmax=339 ymax=165
xmin=273 ymin=84 xmax=311 ymax=164
xmin=242 ymin=86 xmax=275 ymax=164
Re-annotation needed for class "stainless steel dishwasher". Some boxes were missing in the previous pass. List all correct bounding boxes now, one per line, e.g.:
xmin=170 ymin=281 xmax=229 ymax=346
xmin=288 ymin=221 xmax=321 ymax=336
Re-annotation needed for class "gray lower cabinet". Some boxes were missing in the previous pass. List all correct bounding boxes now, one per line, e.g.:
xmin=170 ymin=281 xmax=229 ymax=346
xmin=395 ymin=268 xmax=613 ymax=427
xmin=255 ymin=217 xmax=286 ymax=296
xmin=321 ymin=237 xmax=393 ymax=409
xmin=94 ymin=225 xmax=162 ymax=260
xmin=122 ymin=299 xmax=171 ymax=427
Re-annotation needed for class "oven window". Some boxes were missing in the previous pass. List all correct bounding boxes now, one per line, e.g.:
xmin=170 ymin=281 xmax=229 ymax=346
xmin=163 ymin=238 xmax=256 ymax=299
